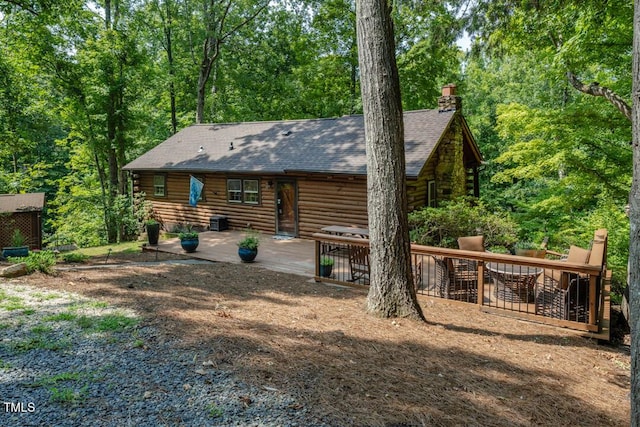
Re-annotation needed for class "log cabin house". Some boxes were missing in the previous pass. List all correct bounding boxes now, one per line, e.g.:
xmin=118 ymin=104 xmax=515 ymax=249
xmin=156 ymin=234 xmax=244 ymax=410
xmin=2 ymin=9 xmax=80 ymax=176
xmin=123 ymin=85 xmax=483 ymax=238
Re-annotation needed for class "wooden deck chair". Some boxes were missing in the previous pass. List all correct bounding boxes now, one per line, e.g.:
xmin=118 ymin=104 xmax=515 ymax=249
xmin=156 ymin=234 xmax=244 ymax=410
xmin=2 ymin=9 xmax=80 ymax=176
xmin=435 ymin=236 xmax=483 ymax=303
xmin=348 ymin=245 xmax=370 ymax=284
xmin=535 ymin=229 xmax=607 ymax=321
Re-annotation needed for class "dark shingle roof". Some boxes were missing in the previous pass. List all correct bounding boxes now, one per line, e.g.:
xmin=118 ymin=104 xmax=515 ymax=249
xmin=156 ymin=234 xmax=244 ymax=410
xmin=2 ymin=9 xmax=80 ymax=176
xmin=0 ymin=193 xmax=45 ymax=213
xmin=123 ymin=109 xmax=458 ymax=178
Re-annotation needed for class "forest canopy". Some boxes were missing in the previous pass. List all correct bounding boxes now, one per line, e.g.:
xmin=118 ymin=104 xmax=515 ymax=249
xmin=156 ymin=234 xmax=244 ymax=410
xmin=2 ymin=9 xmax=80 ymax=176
xmin=0 ymin=0 xmax=631 ymax=286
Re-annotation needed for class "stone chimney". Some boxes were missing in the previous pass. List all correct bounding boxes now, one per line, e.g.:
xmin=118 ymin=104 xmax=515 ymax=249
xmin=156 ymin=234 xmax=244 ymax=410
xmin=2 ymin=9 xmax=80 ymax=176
xmin=438 ymin=84 xmax=462 ymax=112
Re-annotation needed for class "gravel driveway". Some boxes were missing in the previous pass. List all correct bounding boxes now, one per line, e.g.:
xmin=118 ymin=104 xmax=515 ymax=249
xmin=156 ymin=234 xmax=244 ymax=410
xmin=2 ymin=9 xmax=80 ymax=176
xmin=0 ymin=280 xmax=331 ymax=427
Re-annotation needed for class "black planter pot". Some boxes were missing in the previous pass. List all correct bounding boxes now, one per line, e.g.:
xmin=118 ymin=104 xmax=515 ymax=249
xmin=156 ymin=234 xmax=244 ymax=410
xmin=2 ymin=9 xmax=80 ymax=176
xmin=238 ymin=247 xmax=257 ymax=262
xmin=319 ymin=264 xmax=333 ymax=278
xmin=180 ymin=238 xmax=199 ymax=253
xmin=146 ymin=223 xmax=160 ymax=245
xmin=2 ymin=246 xmax=29 ymax=258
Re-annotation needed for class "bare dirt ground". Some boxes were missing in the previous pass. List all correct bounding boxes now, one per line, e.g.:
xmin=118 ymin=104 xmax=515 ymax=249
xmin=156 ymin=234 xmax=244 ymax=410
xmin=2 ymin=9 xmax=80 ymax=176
xmin=10 ymin=251 xmax=631 ymax=426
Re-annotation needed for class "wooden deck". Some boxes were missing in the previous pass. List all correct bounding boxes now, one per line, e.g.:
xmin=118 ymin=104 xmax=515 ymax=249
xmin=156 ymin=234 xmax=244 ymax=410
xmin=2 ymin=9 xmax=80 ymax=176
xmin=312 ymin=233 xmax=611 ymax=342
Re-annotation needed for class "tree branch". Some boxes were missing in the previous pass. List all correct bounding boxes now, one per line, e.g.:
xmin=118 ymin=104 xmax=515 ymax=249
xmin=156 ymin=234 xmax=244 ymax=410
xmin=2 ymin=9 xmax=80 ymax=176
xmin=567 ymin=71 xmax=632 ymax=121
xmin=1 ymin=0 xmax=39 ymax=15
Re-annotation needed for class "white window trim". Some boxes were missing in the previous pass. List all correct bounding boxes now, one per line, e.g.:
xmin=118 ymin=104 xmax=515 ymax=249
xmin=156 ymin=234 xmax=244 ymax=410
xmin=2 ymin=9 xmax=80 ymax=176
xmin=153 ymin=175 xmax=166 ymax=197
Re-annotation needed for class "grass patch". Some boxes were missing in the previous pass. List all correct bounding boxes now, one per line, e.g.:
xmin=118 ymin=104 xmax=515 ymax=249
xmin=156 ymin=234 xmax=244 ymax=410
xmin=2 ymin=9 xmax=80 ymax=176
xmin=86 ymin=300 xmax=109 ymax=309
xmin=31 ymin=325 xmax=53 ymax=334
xmin=11 ymin=335 xmax=71 ymax=352
xmin=31 ymin=292 xmax=61 ymax=301
xmin=59 ymin=252 xmax=89 ymax=263
xmin=49 ymin=385 xmax=88 ymax=405
xmin=22 ymin=308 xmax=36 ymax=315
xmin=32 ymin=371 xmax=93 ymax=405
xmin=0 ymin=358 xmax=11 ymax=369
xmin=0 ymin=290 xmax=35 ymax=312
xmin=76 ymin=313 xmax=138 ymax=333
xmin=207 ymin=403 xmax=224 ymax=418
xmin=73 ymin=242 xmax=141 ymax=258
xmin=0 ymin=298 xmax=26 ymax=311
xmin=35 ymin=372 xmax=82 ymax=386
xmin=44 ymin=312 xmax=77 ymax=322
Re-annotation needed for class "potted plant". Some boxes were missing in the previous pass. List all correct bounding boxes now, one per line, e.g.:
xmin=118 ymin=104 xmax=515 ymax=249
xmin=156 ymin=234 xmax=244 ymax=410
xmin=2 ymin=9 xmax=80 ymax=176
xmin=2 ymin=229 xmax=29 ymax=258
xmin=179 ymin=231 xmax=199 ymax=253
xmin=514 ymin=241 xmax=546 ymax=259
xmin=319 ymin=256 xmax=334 ymax=278
xmin=237 ymin=231 xmax=259 ymax=262
xmin=145 ymin=219 xmax=160 ymax=245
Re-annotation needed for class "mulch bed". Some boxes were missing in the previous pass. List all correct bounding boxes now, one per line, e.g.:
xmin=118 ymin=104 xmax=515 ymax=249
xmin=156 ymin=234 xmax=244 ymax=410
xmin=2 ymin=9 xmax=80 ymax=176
xmin=13 ymin=251 xmax=631 ymax=426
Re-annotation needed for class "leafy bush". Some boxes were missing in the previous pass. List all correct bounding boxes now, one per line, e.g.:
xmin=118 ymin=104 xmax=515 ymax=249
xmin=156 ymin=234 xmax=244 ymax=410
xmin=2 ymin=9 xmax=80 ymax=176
xmin=10 ymin=229 xmax=27 ymax=247
xmin=178 ymin=231 xmax=199 ymax=240
xmin=408 ymin=198 xmax=519 ymax=249
xmin=60 ymin=252 xmax=89 ymax=263
xmin=320 ymin=256 xmax=334 ymax=266
xmin=238 ymin=230 xmax=259 ymax=250
xmin=9 ymin=251 xmax=57 ymax=274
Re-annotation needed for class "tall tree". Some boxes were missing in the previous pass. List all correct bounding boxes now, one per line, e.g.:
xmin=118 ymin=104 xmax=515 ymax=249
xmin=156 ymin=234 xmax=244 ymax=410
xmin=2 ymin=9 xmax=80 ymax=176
xmin=464 ymin=0 xmax=632 ymax=122
xmin=192 ymin=0 xmax=268 ymax=124
xmin=355 ymin=0 xmax=424 ymax=320
xmin=629 ymin=1 xmax=640 ymax=423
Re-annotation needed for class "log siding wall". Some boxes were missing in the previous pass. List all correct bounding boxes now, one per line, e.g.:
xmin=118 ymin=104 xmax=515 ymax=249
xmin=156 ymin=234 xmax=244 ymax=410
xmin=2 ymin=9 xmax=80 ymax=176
xmin=132 ymin=115 xmax=480 ymax=237
xmin=136 ymin=172 xmax=375 ymax=238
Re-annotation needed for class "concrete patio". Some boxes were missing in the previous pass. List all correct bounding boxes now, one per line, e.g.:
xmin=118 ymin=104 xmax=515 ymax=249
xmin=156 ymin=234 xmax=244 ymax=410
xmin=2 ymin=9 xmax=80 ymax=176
xmin=144 ymin=230 xmax=316 ymax=277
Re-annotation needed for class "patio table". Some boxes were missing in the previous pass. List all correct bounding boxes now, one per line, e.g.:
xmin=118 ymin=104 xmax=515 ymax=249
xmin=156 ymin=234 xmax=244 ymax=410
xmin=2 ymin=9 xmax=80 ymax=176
xmin=486 ymin=262 xmax=543 ymax=303
xmin=321 ymin=225 xmax=369 ymax=238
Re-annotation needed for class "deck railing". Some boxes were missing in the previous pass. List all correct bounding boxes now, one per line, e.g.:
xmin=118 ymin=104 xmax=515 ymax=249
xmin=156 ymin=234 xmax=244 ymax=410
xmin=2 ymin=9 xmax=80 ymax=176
xmin=312 ymin=233 xmax=610 ymax=340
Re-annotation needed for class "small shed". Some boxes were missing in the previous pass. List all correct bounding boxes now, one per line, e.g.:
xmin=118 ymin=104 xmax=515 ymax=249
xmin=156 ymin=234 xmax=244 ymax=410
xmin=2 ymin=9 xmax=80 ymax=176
xmin=0 ymin=193 xmax=45 ymax=250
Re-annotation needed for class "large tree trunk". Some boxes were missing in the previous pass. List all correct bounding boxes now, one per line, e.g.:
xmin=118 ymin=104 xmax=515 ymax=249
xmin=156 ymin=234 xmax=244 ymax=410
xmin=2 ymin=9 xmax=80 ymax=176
xmin=630 ymin=1 xmax=640 ymax=424
xmin=355 ymin=0 xmax=424 ymax=320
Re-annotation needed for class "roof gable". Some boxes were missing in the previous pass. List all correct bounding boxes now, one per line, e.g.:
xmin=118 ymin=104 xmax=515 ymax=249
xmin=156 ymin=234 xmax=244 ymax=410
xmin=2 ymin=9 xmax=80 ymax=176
xmin=124 ymin=109 xmax=466 ymax=178
xmin=0 ymin=193 xmax=45 ymax=213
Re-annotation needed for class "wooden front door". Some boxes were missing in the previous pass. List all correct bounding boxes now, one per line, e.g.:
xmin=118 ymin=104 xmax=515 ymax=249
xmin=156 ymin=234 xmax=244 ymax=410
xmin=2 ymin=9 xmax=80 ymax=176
xmin=276 ymin=181 xmax=297 ymax=236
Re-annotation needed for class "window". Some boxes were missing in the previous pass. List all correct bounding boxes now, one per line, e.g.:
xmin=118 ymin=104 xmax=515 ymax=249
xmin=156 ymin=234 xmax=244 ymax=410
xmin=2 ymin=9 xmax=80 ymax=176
xmin=227 ymin=178 xmax=260 ymax=205
xmin=227 ymin=179 xmax=242 ymax=203
xmin=427 ymin=180 xmax=436 ymax=208
xmin=153 ymin=175 xmax=166 ymax=197
xmin=243 ymin=179 xmax=259 ymax=204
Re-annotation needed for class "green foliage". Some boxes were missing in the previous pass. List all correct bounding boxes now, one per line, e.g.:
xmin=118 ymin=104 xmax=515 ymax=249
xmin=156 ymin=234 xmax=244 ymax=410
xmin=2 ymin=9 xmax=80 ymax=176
xmin=514 ymin=241 xmax=544 ymax=251
xmin=60 ymin=252 xmax=89 ymax=263
xmin=49 ymin=385 xmax=88 ymax=405
xmin=237 ymin=231 xmax=259 ymax=250
xmin=76 ymin=313 xmax=138 ymax=333
xmin=178 ymin=231 xmax=199 ymax=241
xmin=207 ymin=403 xmax=224 ymax=418
xmin=320 ymin=256 xmax=334 ymax=266
xmin=44 ymin=312 xmax=77 ymax=322
xmin=10 ymin=250 xmax=57 ymax=274
xmin=10 ymin=229 xmax=27 ymax=247
xmin=0 ymin=291 xmax=25 ymax=311
xmin=408 ymin=198 xmax=519 ymax=249
xmin=11 ymin=336 xmax=71 ymax=352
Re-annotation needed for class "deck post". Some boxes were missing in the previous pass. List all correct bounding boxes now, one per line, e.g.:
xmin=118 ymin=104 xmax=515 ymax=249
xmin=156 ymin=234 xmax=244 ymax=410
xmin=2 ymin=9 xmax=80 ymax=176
xmin=589 ymin=274 xmax=598 ymax=327
xmin=477 ymin=260 xmax=485 ymax=307
xmin=314 ymin=239 xmax=321 ymax=281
